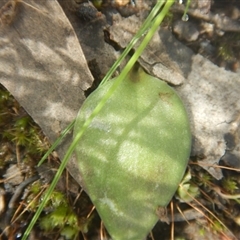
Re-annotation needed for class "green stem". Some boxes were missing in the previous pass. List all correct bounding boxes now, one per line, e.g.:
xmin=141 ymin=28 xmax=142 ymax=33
xmin=122 ymin=0 xmax=174 ymax=76
xmin=37 ymin=120 xmax=75 ymax=166
xmin=182 ymin=0 xmax=191 ymax=20
xmin=100 ymin=0 xmax=165 ymax=86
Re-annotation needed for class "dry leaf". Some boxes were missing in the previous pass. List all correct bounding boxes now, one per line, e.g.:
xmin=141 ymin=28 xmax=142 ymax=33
xmin=58 ymin=0 xmax=118 ymax=81
xmin=0 ymin=0 xmax=94 ymax=186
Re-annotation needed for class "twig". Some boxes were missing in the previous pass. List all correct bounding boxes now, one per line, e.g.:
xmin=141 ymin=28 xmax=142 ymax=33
xmin=213 ymin=186 xmax=240 ymax=200
xmin=6 ymin=175 xmax=39 ymax=224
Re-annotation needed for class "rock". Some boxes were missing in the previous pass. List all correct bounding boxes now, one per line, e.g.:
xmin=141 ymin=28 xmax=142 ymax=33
xmin=220 ymin=114 xmax=240 ymax=169
xmin=177 ymin=55 xmax=240 ymax=179
xmin=107 ymin=14 xmax=240 ymax=179
xmin=172 ymin=20 xmax=199 ymax=42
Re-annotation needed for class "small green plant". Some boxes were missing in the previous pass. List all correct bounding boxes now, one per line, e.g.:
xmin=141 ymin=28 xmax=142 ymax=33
xmin=0 ymin=89 xmax=49 ymax=158
xmin=177 ymin=170 xmax=199 ymax=202
xmin=222 ymin=177 xmax=238 ymax=194
xmin=0 ymin=86 xmax=50 ymax=174
xmin=217 ymin=43 xmax=234 ymax=61
xmin=39 ymin=191 xmax=79 ymax=239
xmin=197 ymin=170 xmax=213 ymax=188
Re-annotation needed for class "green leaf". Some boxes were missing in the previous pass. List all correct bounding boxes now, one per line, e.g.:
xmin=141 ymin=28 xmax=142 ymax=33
xmin=61 ymin=226 xmax=78 ymax=240
xmin=74 ymin=66 xmax=191 ymax=239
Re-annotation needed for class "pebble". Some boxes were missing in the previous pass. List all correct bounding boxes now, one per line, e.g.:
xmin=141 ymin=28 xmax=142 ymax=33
xmin=173 ymin=20 xmax=199 ymax=42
